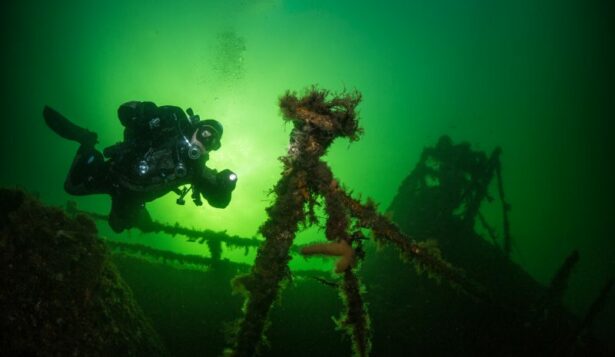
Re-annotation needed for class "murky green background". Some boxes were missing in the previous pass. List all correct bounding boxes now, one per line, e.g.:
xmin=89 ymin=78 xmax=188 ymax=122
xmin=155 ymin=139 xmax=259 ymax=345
xmin=0 ymin=0 xmax=612 ymax=325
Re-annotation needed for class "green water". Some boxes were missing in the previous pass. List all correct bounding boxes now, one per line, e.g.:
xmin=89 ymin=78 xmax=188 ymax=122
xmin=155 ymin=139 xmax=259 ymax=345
xmin=1 ymin=0 xmax=612 ymax=341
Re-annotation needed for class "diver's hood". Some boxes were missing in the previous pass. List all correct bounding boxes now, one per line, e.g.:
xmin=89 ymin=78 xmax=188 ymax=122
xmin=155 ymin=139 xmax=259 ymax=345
xmin=194 ymin=119 xmax=223 ymax=151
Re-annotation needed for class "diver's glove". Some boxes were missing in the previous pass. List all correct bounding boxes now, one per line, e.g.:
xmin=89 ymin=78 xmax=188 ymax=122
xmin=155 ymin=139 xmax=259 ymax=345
xmin=216 ymin=169 xmax=238 ymax=192
xmin=195 ymin=168 xmax=237 ymax=208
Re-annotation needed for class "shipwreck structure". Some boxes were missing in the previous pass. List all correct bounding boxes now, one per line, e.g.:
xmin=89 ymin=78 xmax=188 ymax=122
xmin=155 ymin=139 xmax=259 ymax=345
xmin=3 ymin=88 xmax=611 ymax=356
xmin=361 ymin=134 xmax=612 ymax=356
xmin=228 ymin=87 xmax=481 ymax=356
xmin=0 ymin=189 xmax=166 ymax=356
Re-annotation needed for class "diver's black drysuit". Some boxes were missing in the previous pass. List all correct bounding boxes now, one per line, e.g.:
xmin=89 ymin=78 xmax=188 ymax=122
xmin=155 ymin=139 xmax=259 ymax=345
xmin=44 ymin=101 xmax=237 ymax=233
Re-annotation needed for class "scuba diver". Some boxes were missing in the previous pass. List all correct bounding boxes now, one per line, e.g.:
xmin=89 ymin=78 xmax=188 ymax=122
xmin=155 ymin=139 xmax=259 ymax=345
xmin=43 ymin=101 xmax=237 ymax=233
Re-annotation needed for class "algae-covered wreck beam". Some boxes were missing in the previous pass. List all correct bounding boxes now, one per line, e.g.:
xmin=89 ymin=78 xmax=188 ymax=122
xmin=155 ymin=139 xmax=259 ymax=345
xmin=339 ymin=269 xmax=371 ymax=357
xmin=106 ymin=239 xmax=328 ymax=280
xmin=494 ymin=153 xmax=513 ymax=256
xmin=66 ymin=201 xmax=262 ymax=252
xmin=333 ymin=185 xmax=488 ymax=301
xmin=230 ymin=87 xmax=482 ymax=356
xmin=230 ymin=87 xmax=364 ymax=356
xmin=544 ymin=250 xmax=580 ymax=308
xmin=105 ymin=240 xmax=234 ymax=268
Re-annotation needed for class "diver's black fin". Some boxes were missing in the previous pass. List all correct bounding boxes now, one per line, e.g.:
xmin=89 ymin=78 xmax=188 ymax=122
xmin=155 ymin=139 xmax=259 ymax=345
xmin=43 ymin=106 xmax=98 ymax=147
